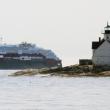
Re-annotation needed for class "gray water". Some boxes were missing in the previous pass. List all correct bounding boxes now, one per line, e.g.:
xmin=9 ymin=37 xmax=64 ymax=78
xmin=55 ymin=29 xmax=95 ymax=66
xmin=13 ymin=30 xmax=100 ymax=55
xmin=0 ymin=70 xmax=110 ymax=110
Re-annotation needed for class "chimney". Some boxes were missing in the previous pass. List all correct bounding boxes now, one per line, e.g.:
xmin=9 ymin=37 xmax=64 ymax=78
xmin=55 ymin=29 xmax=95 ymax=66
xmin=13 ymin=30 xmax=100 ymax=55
xmin=99 ymin=37 xmax=101 ymax=42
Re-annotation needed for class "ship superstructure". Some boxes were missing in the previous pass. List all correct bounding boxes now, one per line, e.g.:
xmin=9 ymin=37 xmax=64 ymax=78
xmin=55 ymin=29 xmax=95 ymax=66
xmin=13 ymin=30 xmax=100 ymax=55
xmin=0 ymin=42 xmax=61 ymax=69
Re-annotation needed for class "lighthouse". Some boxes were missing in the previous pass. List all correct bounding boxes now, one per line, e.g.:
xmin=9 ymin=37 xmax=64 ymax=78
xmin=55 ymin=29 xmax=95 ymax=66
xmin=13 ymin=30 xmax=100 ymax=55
xmin=103 ymin=22 xmax=110 ymax=40
xmin=92 ymin=22 xmax=110 ymax=66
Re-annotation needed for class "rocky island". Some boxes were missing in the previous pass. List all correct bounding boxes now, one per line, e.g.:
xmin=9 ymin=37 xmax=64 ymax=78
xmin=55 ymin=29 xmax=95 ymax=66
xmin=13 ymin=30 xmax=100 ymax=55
xmin=10 ymin=65 xmax=110 ymax=77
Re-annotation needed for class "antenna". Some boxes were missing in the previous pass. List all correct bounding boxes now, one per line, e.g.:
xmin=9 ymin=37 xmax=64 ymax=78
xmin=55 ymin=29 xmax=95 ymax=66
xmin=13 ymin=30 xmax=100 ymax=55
xmin=107 ymin=21 xmax=109 ymax=27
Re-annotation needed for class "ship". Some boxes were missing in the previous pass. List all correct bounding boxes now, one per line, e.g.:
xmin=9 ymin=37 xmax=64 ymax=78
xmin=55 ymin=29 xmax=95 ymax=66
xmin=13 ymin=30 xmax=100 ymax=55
xmin=0 ymin=42 xmax=62 ymax=69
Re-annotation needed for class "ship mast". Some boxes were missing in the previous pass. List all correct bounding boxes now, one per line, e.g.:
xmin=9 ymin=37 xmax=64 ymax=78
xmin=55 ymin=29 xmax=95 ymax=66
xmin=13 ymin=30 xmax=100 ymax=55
xmin=0 ymin=36 xmax=3 ymax=45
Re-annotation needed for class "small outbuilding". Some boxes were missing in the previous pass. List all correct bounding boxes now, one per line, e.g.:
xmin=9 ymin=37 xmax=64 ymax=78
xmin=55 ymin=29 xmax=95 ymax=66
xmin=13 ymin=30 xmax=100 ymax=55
xmin=79 ymin=59 xmax=92 ymax=65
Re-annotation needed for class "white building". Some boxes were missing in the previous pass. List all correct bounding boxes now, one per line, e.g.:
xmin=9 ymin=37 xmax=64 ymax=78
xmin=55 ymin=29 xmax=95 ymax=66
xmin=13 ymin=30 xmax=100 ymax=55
xmin=92 ymin=23 xmax=110 ymax=66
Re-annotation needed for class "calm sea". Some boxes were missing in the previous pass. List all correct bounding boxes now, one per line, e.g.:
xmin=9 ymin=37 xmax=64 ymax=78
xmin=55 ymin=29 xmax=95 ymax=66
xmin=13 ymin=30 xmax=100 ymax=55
xmin=0 ymin=70 xmax=110 ymax=110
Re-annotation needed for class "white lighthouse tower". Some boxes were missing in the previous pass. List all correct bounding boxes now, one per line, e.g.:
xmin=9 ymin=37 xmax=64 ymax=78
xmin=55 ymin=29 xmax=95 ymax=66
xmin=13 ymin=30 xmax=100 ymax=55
xmin=92 ymin=22 xmax=110 ymax=66
xmin=104 ymin=22 xmax=110 ymax=40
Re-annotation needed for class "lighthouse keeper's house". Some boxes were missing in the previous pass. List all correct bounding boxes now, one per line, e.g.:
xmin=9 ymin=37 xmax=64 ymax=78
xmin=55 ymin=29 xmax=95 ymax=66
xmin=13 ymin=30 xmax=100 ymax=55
xmin=92 ymin=23 xmax=110 ymax=66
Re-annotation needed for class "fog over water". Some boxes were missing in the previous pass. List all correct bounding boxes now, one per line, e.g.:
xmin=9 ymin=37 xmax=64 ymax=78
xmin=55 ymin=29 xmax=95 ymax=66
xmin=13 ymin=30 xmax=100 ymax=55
xmin=0 ymin=70 xmax=110 ymax=110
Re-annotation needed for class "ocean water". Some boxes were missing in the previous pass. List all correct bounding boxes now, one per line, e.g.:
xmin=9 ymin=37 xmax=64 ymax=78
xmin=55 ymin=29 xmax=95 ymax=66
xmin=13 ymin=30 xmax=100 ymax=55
xmin=0 ymin=70 xmax=110 ymax=110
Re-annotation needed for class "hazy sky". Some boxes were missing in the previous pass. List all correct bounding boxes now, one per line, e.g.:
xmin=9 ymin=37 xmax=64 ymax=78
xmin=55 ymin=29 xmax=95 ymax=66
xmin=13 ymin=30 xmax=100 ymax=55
xmin=0 ymin=0 xmax=109 ymax=66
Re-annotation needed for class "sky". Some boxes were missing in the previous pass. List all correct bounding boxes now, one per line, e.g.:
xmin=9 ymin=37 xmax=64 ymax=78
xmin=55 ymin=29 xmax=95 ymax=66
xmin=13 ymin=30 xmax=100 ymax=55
xmin=0 ymin=0 xmax=109 ymax=66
